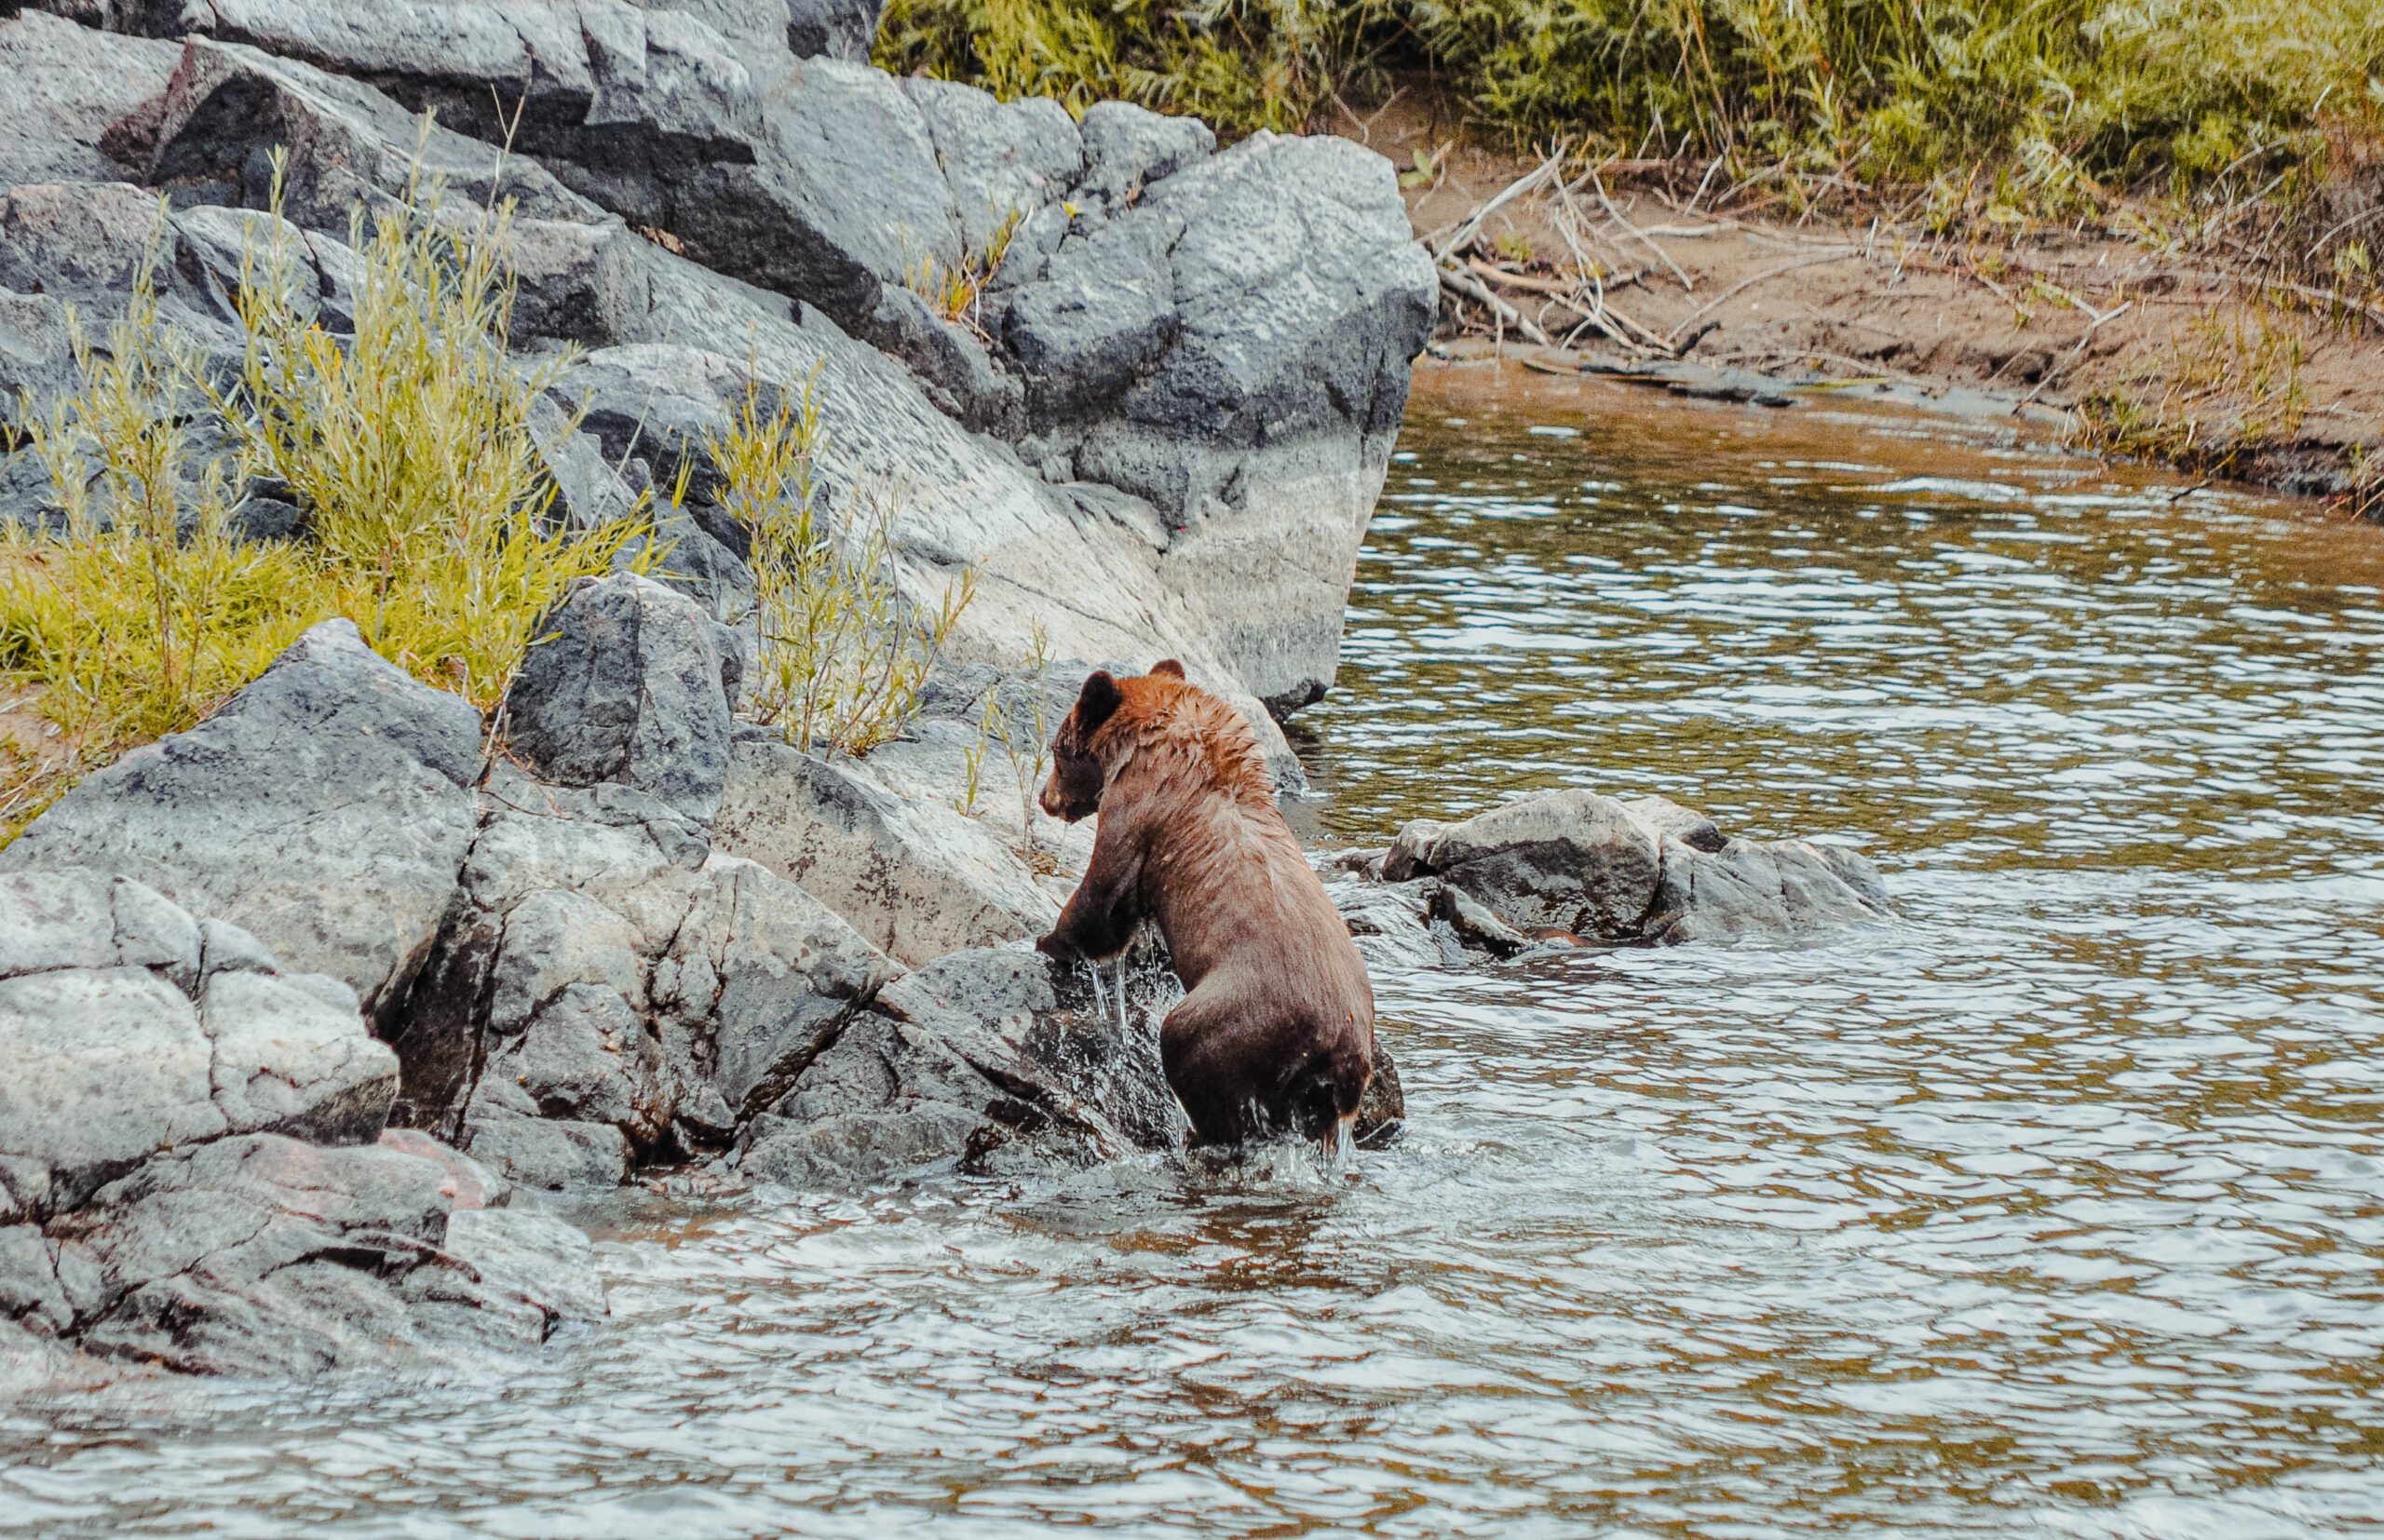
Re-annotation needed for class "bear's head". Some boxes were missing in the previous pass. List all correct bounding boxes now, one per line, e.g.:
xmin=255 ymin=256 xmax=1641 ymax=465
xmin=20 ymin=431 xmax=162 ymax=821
xmin=1037 ymin=660 xmax=1185 ymax=821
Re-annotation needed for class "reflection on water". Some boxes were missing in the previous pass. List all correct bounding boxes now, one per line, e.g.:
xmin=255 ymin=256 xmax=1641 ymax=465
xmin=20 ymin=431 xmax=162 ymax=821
xmin=6 ymin=365 xmax=2382 ymax=1537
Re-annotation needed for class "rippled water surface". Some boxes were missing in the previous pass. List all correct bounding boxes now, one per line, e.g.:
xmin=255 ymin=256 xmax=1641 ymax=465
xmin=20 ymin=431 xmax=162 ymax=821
xmin=7 ymin=365 xmax=2384 ymax=1537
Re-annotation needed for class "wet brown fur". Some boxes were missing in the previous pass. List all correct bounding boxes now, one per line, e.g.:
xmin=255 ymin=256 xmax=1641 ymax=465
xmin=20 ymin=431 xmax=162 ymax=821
xmin=1036 ymin=662 xmax=1375 ymax=1148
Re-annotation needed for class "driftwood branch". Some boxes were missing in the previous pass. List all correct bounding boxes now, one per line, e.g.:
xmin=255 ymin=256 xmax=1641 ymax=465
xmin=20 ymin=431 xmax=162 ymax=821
xmin=1438 ymin=266 xmax=1551 ymax=346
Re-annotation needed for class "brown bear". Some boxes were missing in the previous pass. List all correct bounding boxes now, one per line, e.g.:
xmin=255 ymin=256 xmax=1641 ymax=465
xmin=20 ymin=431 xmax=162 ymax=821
xmin=1035 ymin=660 xmax=1375 ymax=1150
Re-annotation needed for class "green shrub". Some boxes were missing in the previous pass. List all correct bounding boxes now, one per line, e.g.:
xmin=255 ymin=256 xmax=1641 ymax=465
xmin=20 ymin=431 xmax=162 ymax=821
xmin=708 ymin=367 xmax=977 ymax=758
xmin=881 ymin=0 xmax=2382 ymax=210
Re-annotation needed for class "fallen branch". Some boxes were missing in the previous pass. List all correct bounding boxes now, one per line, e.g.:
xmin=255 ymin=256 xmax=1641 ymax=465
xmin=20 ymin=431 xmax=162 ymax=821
xmin=1465 ymin=261 xmax=1665 ymax=354
xmin=1438 ymin=266 xmax=1551 ymax=346
xmin=1428 ymin=149 xmax=1568 ymax=263
xmin=1586 ymin=168 xmax=1694 ymax=290
xmin=1659 ymin=250 xmax=1862 ymax=347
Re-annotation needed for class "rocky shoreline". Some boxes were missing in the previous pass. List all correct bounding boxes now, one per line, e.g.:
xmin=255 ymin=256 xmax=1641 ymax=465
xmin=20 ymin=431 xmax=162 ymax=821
xmin=0 ymin=0 xmax=1889 ymax=1384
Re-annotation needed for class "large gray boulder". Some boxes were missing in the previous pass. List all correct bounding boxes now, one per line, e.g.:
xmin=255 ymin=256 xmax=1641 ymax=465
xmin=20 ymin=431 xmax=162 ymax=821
xmin=505 ymin=574 xmax=737 ymax=822
xmin=0 ymin=619 xmax=484 ymax=1024
xmin=1051 ymin=131 xmax=1438 ymax=712
xmin=0 ymin=867 xmax=560 ymax=1380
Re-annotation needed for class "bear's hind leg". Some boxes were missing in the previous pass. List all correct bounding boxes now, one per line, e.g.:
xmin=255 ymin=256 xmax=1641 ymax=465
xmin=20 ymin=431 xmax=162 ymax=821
xmin=1159 ymin=985 xmax=1275 ymax=1147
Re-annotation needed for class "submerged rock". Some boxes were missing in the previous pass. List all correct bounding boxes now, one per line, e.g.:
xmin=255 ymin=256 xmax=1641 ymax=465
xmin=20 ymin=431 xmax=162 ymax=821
xmin=1348 ymin=790 xmax=1891 ymax=953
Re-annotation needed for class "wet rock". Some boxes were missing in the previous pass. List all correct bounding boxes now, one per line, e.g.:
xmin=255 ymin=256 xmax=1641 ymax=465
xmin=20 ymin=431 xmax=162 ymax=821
xmin=1370 ymin=790 xmax=1890 ymax=947
xmin=1398 ymin=790 xmax=1663 ymax=939
xmin=460 ymin=1077 xmax=632 ymax=1193
xmin=1355 ymin=1037 xmax=1403 ymax=1148
xmin=1645 ymin=836 xmax=1890 ymax=945
xmin=712 ymin=736 xmax=1061 ymax=968
xmin=0 ymin=618 xmax=484 ymax=1021
xmin=54 ymin=1131 xmax=599 ymax=1374
xmin=505 ymin=574 xmax=736 ymax=822
xmin=738 ymin=944 xmax=1163 ymax=1186
xmin=1330 ymin=878 xmax=1445 ymax=972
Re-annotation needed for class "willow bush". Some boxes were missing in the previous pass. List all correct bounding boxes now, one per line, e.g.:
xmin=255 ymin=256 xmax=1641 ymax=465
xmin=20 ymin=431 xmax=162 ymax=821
xmin=706 ymin=368 xmax=976 ymax=758
xmin=879 ymin=0 xmax=2383 ymax=210
xmin=0 ymin=155 xmax=645 ymax=833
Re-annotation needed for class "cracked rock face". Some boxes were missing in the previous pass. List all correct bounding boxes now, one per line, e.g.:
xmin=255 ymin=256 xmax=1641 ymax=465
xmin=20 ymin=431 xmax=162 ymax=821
xmin=394 ymin=766 xmax=896 ymax=1190
xmin=0 ymin=867 xmax=395 ymax=1225
xmin=0 ymin=867 xmax=596 ymax=1380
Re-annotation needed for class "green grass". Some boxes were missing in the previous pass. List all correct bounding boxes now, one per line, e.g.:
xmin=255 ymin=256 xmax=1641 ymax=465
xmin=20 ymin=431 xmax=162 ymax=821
xmin=0 ymin=150 xmax=646 ymax=834
xmin=879 ymin=0 xmax=2382 ymax=221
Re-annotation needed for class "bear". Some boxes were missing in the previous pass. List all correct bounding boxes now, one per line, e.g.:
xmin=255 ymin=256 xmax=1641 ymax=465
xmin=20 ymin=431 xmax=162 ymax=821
xmin=1034 ymin=659 xmax=1375 ymax=1150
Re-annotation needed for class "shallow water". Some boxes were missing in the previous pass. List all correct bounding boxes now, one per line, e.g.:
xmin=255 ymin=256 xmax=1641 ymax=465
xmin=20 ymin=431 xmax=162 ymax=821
xmin=7 ymin=366 xmax=2384 ymax=1537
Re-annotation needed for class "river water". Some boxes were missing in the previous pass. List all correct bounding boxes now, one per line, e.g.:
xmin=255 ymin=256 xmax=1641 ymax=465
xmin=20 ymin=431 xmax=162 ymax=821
xmin=7 ymin=365 xmax=2383 ymax=1536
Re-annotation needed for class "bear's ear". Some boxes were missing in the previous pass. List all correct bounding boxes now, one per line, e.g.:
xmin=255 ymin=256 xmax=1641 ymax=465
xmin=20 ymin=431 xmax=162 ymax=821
xmin=1149 ymin=659 xmax=1185 ymax=680
xmin=1073 ymin=669 xmax=1124 ymax=734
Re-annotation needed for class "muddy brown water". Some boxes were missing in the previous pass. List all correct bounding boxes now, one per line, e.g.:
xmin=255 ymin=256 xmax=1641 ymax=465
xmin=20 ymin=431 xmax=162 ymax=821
xmin=6 ymin=363 xmax=2382 ymax=1536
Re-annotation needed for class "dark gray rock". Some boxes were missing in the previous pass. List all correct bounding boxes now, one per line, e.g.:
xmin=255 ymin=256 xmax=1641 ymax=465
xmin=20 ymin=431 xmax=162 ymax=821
xmin=740 ymin=940 xmax=1409 ymax=1186
xmin=1377 ymin=790 xmax=1891 ymax=947
xmin=1003 ymin=216 xmax=1177 ymax=429
xmin=783 ymin=0 xmax=884 ymax=61
xmin=0 ymin=618 xmax=485 ymax=1022
xmin=1400 ymin=790 xmax=1663 ymax=939
xmin=862 ymin=280 xmax=1023 ymax=436
xmin=147 ymin=38 xmax=603 ymax=234
xmin=505 ymin=573 xmax=735 ymax=822
xmin=0 ymin=11 xmax=182 ymax=188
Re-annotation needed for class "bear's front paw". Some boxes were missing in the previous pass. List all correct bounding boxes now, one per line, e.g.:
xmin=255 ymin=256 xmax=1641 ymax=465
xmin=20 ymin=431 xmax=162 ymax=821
xmin=1034 ymin=931 xmax=1077 ymax=962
